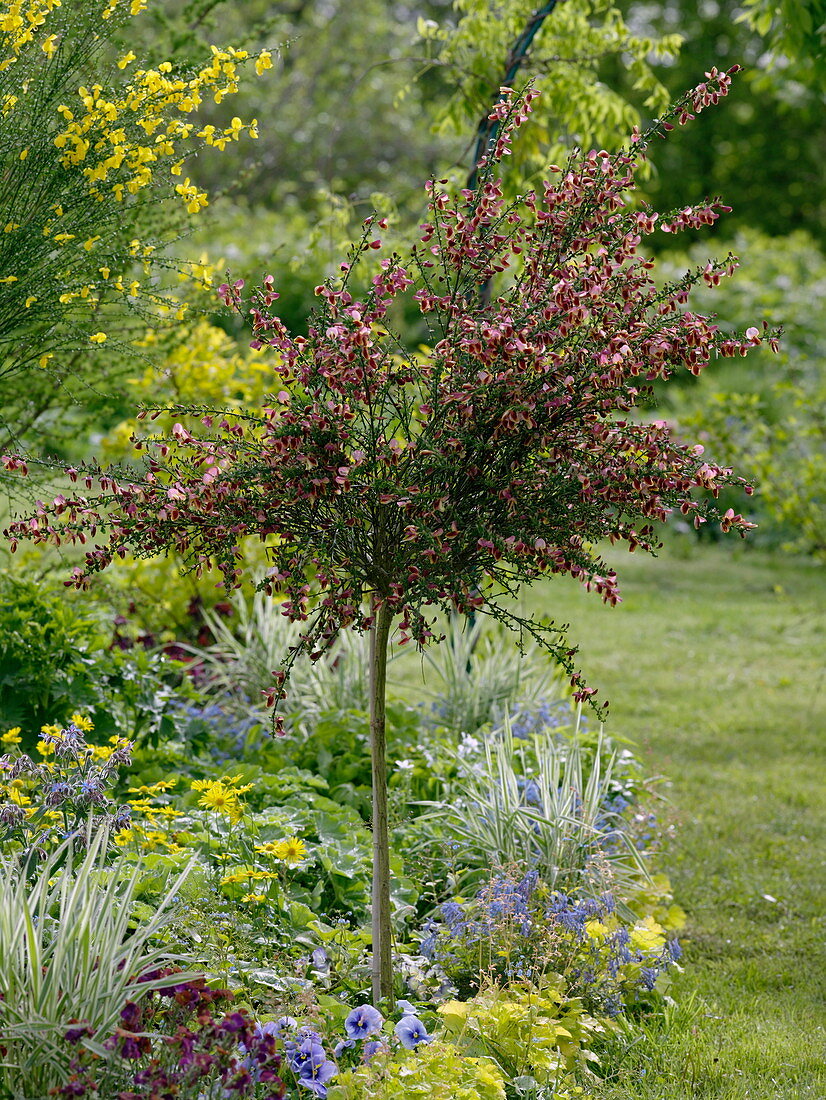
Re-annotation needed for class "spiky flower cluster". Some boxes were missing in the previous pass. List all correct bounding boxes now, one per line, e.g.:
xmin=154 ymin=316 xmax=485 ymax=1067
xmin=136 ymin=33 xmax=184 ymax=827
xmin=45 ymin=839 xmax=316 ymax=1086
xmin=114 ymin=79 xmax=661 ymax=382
xmin=4 ymin=69 xmax=772 ymax=714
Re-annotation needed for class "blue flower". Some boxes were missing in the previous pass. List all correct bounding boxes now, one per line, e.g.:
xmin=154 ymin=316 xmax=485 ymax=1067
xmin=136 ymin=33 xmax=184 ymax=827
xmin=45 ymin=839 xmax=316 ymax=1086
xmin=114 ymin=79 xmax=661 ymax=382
xmin=394 ymin=1016 xmax=433 ymax=1049
xmin=296 ymin=1056 xmax=337 ymax=1097
xmin=640 ymin=966 xmax=659 ymax=991
xmin=333 ymin=1039 xmax=354 ymax=1058
xmin=344 ymin=1005 xmax=383 ymax=1040
xmin=395 ymin=1000 xmax=419 ymax=1017
xmin=285 ymin=1030 xmax=326 ymax=1074
xmin=440 ymin=901 xmax=465 ymax=927
xmin=273 ymin=1016 xmax=298 ymax=1034
xmin=362 ymin=1040 xmax=387 ymax=1063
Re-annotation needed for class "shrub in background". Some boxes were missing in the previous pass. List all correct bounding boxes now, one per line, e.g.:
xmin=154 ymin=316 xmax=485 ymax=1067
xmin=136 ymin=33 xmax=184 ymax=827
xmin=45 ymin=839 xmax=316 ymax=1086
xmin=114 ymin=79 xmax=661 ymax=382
xmin=0 ymin=574 xmax=202 ymax=746
xmin=657 ymin=230 xmax=825 ymax=557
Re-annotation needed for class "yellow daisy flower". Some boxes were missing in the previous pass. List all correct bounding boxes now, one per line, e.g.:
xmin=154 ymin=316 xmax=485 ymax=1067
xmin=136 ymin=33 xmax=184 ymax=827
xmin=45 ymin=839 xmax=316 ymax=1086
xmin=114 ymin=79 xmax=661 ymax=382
xmin=277 ymin=837 xmax=307 ymax=865
xmin=198 ymin=783 xmax=241 ymax=818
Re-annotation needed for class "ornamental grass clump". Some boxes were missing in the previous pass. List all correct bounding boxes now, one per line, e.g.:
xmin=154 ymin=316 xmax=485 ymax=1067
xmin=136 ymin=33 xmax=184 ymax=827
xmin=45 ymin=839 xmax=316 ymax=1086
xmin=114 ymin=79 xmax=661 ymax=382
xmin=0 ymin=829 xmax=198 ymax=1098
xmin=416 ymin=720 xmax=648 ymax=899
xmin=5 ymin=70 xmax=773 ymax=1002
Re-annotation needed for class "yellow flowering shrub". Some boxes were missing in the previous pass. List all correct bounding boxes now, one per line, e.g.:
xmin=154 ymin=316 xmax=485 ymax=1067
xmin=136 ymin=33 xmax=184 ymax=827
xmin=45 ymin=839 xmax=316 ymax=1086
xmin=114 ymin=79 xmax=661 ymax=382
xmin=100 ymin=314 xmax=276 ymax=462
xmin=0 ymin=0 xmax=273 ymax=448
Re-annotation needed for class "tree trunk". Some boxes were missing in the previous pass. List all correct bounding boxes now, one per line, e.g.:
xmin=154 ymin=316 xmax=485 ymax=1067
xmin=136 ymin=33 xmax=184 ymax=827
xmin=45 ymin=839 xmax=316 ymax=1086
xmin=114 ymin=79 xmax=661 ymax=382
xmin=368 ymin=598 xmax=394 ymax=1006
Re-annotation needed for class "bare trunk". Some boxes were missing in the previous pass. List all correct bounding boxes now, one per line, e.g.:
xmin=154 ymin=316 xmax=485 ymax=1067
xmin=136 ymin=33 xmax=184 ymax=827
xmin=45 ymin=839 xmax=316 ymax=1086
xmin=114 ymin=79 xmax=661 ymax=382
xmin=369 ymin=598 xmax=394 ymax=1006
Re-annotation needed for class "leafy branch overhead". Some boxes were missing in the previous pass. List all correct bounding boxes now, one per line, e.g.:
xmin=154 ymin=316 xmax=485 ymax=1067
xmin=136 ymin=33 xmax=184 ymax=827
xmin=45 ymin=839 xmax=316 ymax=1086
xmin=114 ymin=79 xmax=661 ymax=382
xmin=5 ymin=70 xmax=774 ymax=716
xmin=424 ymin=0 xmax=684 ymax=188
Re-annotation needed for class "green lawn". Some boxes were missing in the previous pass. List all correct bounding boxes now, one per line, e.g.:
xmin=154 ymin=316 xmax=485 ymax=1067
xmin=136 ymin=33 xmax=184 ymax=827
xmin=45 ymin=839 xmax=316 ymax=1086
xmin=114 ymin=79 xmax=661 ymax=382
xmin=527 ymin=541 xmax=826 ymax=1098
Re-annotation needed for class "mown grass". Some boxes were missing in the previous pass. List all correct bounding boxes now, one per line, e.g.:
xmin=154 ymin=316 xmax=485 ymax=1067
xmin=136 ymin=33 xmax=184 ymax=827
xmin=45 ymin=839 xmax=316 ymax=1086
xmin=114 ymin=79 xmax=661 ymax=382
xmin=524 ymin=539 xmax=825 ymax=1098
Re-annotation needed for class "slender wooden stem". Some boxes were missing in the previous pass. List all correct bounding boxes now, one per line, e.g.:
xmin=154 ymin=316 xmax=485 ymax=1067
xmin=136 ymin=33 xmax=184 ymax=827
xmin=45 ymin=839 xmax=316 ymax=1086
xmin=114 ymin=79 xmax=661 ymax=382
xmin=369 ymin=598 xmax=394 ymax=1006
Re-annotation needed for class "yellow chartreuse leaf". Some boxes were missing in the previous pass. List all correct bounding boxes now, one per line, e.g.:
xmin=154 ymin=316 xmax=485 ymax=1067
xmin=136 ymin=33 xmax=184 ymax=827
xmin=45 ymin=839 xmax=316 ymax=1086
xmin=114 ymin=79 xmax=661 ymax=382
xmin=630 ymin=914 xmax=666 ymax=953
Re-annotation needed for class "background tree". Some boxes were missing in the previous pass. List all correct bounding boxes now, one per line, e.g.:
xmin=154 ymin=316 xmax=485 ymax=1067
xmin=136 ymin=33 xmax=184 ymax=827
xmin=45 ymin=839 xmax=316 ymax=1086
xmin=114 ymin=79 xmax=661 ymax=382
xmin=5 ymin=74 xmax=771 ymax=1002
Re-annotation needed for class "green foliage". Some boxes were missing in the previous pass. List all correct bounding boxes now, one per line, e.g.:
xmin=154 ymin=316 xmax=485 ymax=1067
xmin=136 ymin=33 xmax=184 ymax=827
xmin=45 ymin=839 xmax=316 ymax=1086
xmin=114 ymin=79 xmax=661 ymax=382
xmin=428 ymin=0 xmax=681 ymax=189
xmin=0 ymin=573 xmax=200 ymax=744
xmin=438 ymin=982 xmax=606 ymax=1087
xmin=658 ymin=230 xmax=826 ymax=557
xmin=626 ymin=3 xmax=824 ymax=246
xmin=739 ymin=0 xmax=826 ymax=89
xmin=328 ymin=1038 xmax=507 ymax=1100
xmin=0 ymin=829 xmax=197 ymax=1098
xmin=0 ymin=575 xmax=100 ymax=733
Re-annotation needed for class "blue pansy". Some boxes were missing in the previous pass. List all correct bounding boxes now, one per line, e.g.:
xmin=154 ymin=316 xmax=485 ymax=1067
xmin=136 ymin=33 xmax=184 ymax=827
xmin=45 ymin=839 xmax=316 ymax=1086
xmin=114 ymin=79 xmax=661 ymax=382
xmin=394 ymin=1016 xmax=433 ymax=1049
xmin=344 ymin=1004 xmax=383 ymax=1040
xmin=362 ymin=1039 xmax=387 ymax=1063
xmin=297 ymin=1055 xmax=337 ymax=1097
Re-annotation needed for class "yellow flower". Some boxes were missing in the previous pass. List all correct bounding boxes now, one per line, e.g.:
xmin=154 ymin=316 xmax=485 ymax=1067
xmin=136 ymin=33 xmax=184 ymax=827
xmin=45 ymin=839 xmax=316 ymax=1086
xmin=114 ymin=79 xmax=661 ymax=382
xmin=90 ymin=744 xmax=114 ymax=761
xmin=220 ymin=870 xmax=254 ymax=885
xmin=197 ymin=782 xmax=241 ymax=818
xmin=254 ymin=842 xmax=281 ymax=856
xmin=1 ymin=728 xmax=21 ymax=745
xmin=118 ymin=51 xmax=136 ymax=69
xmin=90 ymin=332 xmax=107 ymax=343
xmin=41 ymin=34 xmax=57 ymax=58
xmin=70 ymin=713 xmax=94 ymax=732
xmin=255 ymin=50 xmax=272 ymax=75
xmin=126 ymin=798 xmax=154 ymax=813
xmin=152 ymin=806 xmax=183 ymax=819
xmin=220 ymin=774 xmax=254 ymax=794
xmin=129 ymin=779 xmax=177 ymax=794
xmin=241 ymin=893 xmax=266 ymax=903
xmin=277 ymin=837 xmax=307 ymax=865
